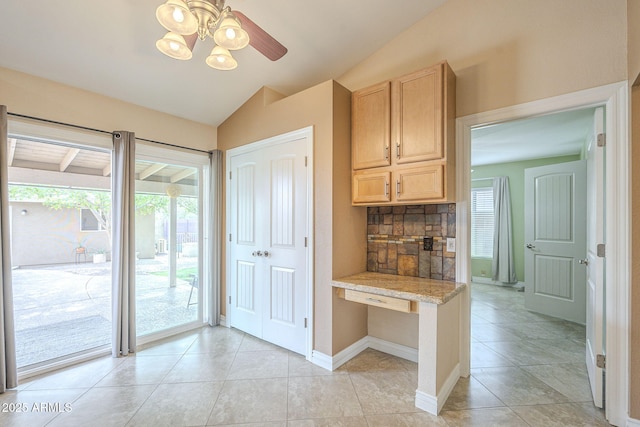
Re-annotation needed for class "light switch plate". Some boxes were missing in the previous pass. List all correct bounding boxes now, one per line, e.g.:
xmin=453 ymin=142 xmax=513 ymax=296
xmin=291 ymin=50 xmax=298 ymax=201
xmin=446 ymin=238 xmax=456 ymax=252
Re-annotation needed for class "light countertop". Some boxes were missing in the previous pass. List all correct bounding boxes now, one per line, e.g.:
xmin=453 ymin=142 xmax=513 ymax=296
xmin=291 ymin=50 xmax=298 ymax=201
xmin=332 ymin=271 xmax=466 ymax=305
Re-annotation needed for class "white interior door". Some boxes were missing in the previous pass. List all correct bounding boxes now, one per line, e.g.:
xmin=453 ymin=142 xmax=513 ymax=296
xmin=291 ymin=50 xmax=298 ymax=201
xmin=585 ymin=107 xmax=605 ymax=408
xmin=229 ymin=151 xmax=263 ymax=338
xmin=228 ymin=133 xmax=310 ymax=355
xmin=524 ymin=160 xmax=587 ymax=324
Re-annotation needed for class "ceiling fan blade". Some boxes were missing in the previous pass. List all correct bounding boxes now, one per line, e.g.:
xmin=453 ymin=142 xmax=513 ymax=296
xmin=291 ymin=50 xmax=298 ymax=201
xmin=235 ymin=11 xmax=287 ymax=61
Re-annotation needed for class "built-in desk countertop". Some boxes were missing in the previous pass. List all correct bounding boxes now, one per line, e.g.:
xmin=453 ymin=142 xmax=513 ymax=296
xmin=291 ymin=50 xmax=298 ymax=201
xmin=331 ymin=271 xmax=466 ymax=306
xmin=331 ymin=271 xmax=469 ymax=415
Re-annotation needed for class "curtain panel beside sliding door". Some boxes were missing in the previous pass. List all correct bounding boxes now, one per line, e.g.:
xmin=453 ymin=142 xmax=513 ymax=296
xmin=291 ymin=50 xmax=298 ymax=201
xmin=112 ymin=131 xmax=136 ymax=356
xmin=207 ymin=150 xmax=222 ymax=326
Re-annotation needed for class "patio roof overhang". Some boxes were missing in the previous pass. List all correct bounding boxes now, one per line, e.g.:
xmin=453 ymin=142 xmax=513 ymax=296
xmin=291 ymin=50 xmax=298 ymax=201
xmin=7 ymin=138 xmax=198 ymax=196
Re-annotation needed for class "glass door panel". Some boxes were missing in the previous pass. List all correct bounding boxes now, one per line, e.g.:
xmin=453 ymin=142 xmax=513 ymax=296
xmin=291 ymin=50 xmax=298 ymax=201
xmin=134 ymin=156 xmax=202 ymax=337
xmin=8 ymin=138 xmax=112 ymax=369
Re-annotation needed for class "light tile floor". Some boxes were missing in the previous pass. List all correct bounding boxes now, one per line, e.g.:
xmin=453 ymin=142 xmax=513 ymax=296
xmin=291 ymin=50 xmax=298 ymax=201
xmin=0 ymin=283 xmax=611 ymax=426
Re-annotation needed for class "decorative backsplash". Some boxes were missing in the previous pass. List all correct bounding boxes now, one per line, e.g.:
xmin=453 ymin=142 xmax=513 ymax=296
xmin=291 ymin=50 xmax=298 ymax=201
xmin=367 ymin=204 xmax=456 ymax=281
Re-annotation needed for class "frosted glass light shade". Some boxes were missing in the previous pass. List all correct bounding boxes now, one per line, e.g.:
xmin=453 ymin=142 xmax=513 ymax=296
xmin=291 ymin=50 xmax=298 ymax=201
xmin=156 ymin=0 xmax=198 ymax=35
xmin=213 ymin=17 xmax=249 ymax=50
xmin=156 ymin=32 xmax=193 ymax=60
xmin=206 ymin=45 xmax=238 ymax=70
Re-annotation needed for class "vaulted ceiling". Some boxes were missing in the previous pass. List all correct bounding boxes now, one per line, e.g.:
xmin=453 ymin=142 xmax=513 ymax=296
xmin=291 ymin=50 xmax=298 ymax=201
xmin=0 ymin=0 xmax=447 ymax=127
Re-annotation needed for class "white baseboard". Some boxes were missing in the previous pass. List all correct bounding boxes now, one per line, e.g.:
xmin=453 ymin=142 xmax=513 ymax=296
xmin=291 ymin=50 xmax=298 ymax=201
xmin=310 ymin=336 xmax=418 ymax=371
xmin=218 ymin=315 xmax=228 ymax=327
xmin=310 ymin=350 xmax=333 ymax=371
xmin=415 ymin=363 xmax=460 ymax=415
xmin=312 ymin=337 xmax=460 ymax=416
xmin=627 ymin=417 xmax=640 ymax=427
xmin=368 ymin=336 xmax=418 ymax=363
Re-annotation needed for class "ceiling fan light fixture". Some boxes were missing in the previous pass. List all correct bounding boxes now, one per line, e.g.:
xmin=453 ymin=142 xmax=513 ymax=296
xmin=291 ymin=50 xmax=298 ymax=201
xmin=156 ymin=32 xmax=193 ymax=60
xmin=206 ymin=45 xmax=238 ymax=70
xmin=213 ymin=15 xmax=250 ymax=50
xmin=156 ymin=0 xmax=198 ymax=35
xmin=154 ymin=0 xmax=287 ymax=69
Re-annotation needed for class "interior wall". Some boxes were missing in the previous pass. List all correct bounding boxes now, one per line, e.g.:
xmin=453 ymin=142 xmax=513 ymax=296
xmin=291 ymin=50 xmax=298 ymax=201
xmin=330 ymin=83 xmax=369 ymax=353
xmin=0 ymin=67 xmax=216 ymax=151
xmin=337 ymin=0 xmax=627 ymax=116
xmin=470 ymin=155 xmax=581 ymax=282
xmin=217 ymin=81 xmax=367 ymax=356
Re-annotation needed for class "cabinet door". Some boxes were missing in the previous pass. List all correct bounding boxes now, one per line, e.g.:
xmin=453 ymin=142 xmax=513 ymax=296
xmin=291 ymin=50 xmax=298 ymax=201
xmin=395 ymin=164 xmax=444 ymax=202
xmin=352 ymin=81 xmax=391 ymax=170
xmin=353 ymin=170 xmax=391 ymax=204
xmin=393 ymin=64 xmax=443 ymax=164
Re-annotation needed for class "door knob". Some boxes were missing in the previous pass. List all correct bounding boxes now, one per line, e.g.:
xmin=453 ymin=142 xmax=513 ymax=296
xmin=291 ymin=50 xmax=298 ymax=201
xmin=579 ymin=258 xmax=589 ymax=265
xmin=263 ymin=250 xmax=270 ymax=257
xmin=252 ymin=251 xmax=264 ymax=257
xmin=526 ymin=243 xmax=535 ymax=249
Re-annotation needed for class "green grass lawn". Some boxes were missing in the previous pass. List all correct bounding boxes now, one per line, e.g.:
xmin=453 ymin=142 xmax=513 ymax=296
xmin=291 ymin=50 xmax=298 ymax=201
xmin=149 ymin=267 xmax=197 ymax=281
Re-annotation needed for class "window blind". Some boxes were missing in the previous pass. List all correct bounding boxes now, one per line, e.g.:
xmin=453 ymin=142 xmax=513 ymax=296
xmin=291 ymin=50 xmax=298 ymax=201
xmin=471 ymin=187 xmax=494 ymax=258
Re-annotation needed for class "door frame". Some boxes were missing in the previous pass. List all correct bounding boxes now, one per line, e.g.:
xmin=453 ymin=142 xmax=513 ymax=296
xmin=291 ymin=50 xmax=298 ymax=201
xmin=225 ymin=126 xmax=314 ymax=360
xmin=455 ymin=82 xmax=629 ymax=426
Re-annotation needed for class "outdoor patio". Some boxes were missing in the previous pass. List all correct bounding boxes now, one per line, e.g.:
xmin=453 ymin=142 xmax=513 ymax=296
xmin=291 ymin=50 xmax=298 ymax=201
xmin=12 ymin=254 xmax=199 ymax=368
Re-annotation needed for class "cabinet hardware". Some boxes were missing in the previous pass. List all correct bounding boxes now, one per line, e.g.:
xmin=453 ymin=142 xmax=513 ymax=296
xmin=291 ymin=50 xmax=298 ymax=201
xmin=396 ymin=179 xmax=401 ymax=196
xmin=385 ymin=145 xmax=389 ymax=160
xmin=396 ymin=142 xmax=400 ymax=159
xmin=366 ymin=297 xmax=385 ymax=304
xmin=385 ymin=180 xmax=389 ymax=197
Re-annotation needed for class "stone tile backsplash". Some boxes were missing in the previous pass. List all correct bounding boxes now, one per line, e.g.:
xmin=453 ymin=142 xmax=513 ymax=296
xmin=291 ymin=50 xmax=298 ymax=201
xmin=367 ymin=204 xmax=456 ymax=281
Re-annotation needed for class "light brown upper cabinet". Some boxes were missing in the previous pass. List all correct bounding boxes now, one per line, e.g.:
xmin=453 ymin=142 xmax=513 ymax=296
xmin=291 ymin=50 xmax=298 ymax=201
xmin=352 ymin=81 xmax=391 ymax=170
xmin=351 ymin=61 xmax=456 ymax=206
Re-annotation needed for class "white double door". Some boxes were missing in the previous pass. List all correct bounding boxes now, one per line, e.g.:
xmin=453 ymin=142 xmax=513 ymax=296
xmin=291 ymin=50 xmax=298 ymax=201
xmin=227 ymin=133 xmax=309 ymax=355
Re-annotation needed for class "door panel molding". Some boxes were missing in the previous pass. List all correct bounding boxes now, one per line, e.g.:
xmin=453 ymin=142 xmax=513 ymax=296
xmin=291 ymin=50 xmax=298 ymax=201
xmin=226 ymin=126 xmax=314 ymax=359
xmin=524 ymin=160 xmax=586 ymax=323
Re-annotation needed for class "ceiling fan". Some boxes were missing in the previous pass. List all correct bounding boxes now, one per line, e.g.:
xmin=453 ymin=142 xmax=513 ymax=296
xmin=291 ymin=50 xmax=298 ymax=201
xmin=155 ymin=0 xmax=287 ymax=70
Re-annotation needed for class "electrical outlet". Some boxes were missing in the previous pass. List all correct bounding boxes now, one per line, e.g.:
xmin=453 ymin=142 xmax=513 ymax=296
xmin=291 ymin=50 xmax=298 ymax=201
xmin=423 ymin=236 xmax=433 ymax=251
xmin=446 ymin=238 xmax=456 ymax=252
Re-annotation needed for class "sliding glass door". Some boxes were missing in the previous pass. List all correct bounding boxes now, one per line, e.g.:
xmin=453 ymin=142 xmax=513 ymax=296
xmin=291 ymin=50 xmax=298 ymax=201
xmin=7 ymin=133 xmax=113 ymax=370
xmin=135 ymin=143 xmax=205 ymax=338
xmin=6 ymin=117 xmax=209 ymax=372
